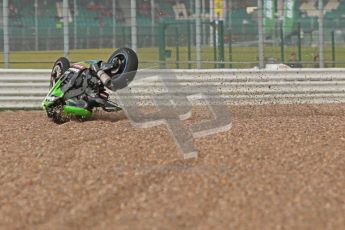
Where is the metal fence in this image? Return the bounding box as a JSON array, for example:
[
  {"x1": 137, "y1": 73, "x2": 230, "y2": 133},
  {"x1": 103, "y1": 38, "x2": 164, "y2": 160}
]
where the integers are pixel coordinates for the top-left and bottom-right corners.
[{"x1": 2, "y1": 0, "x2": 345, "y2": 69}]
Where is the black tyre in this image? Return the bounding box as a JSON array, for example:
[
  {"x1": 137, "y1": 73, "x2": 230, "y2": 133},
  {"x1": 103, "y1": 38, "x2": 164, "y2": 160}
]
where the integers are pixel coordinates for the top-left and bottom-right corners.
[
  {"x1": 50, "y1": 57, "x2": 70, "y2": 88},
  {"x1": 107, "y1": 47, "x2": 138, "y2": 91},
  {"x1": 46, "y1": 104, "x2": 68, "y2": 124}
]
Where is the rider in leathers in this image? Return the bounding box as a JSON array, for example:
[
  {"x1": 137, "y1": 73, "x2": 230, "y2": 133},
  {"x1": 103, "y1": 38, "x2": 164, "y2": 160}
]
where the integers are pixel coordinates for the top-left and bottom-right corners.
[{"x1": 56, "y1": 60, "x2": 120, "y2": 110}]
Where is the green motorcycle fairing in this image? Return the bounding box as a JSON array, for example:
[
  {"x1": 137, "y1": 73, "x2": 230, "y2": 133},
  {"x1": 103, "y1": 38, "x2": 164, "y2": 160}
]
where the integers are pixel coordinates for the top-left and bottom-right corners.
[
  {"x1": 42, "y1": 78, "x2": 92, "y2": 118},
  {"x1": 63, "y1": 105, "x2": 92, "y2": 118},
  {"x1": 42, "y1": 79, "x2": 64, "y2": 108}
]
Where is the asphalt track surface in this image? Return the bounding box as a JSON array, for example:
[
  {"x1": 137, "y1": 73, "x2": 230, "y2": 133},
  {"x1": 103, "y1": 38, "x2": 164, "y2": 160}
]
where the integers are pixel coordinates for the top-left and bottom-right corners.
[{"x1": 1, "y1": 104, "x2": 345, "y2": 229}]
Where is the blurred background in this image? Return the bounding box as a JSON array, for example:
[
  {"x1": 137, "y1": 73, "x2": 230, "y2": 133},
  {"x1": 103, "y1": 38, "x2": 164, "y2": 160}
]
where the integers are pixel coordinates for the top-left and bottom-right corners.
[{"x1": 1, "y1": 0, "x2": 345, "y2": 69}]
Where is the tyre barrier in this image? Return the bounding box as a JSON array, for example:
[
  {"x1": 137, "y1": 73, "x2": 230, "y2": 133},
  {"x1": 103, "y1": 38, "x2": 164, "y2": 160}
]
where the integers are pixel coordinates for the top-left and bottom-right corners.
[{"x1": 1, "y1": 68, "x2": 345, "y2": 109}]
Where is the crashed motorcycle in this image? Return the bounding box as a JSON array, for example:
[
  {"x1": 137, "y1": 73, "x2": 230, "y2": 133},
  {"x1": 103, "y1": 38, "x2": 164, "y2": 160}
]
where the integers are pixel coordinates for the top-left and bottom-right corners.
[{"x1": 42, "y1": 47, "x2": 138, "y2": 123}]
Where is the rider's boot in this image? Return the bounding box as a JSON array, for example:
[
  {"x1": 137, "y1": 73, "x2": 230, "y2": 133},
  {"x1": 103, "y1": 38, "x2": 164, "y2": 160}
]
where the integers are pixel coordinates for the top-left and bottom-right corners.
[{"x1": 66, "y1": 98, "x2": 89, "y2": 109}]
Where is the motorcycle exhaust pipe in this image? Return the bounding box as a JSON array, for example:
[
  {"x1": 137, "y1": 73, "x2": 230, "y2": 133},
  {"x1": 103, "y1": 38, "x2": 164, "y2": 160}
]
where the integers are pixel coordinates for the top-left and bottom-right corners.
[{"x1": 97, "y1": 70, "x2": 111, "y2": 87}]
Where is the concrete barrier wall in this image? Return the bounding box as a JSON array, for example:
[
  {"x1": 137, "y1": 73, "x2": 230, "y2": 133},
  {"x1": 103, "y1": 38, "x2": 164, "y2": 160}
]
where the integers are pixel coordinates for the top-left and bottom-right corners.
[{"x1": 1, "y1": 68, "x2": 345, "y2": 109}]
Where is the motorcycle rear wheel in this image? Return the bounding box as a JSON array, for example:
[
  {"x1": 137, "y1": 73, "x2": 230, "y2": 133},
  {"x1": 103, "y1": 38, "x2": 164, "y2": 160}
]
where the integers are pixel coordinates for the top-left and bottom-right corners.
[{"x1": 107, "y1": 47, "x2": 138, "y2": 91}]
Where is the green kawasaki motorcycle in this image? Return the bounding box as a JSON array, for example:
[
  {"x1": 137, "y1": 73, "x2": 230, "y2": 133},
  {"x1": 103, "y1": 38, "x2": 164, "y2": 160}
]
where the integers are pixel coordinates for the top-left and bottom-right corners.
[{"x1": 42, "y1": 47, "x2": 138, "y2": 123}]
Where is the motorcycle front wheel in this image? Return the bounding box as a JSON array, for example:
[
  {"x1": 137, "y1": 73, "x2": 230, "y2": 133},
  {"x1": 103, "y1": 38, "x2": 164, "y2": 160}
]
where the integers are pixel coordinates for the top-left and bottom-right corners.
[{"x1": 50, "y1": 57, "x2": 70, "y2": 89}]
